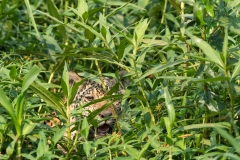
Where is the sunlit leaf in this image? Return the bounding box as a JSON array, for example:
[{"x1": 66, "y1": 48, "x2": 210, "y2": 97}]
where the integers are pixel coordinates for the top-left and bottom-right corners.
[
  {"x1": 52, "y1": 126, "x2": 68, "y2": 146},
  {"x1": 187, "y1": 33, "x2": 224, "y2": 68}
]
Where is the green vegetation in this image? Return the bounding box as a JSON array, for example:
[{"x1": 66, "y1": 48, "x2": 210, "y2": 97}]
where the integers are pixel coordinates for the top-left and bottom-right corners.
[{"x1": 0, "y1": 0, "x2": 240, "y2": 159}]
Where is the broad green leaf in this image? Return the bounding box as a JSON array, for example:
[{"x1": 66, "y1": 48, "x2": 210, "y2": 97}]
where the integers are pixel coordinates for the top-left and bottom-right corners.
[
  {"x1": 78, "y1": 0, "x2": 88, "y2": 19},
  {"x1": 193, "y1": 2, "x2": 206, "y2": 25},
  {"x1": 0, "y1": 115, "x2": 7, "y2": 131},
  {"x1": 21, "y1": 154, "x2": 35, "y2": 160},
  {"x1": 207, "y1": 99, "x2": 219, "y2": 112},
  {"x1": 228, "y1": 0, "x2": 240, "y2": 8},
  {"x1": 165, "y1": 13, "x2": 180, "y2": 28},
  {"x1": 30, "y1": 82, "x2": 66, "y2": 118},
  {"x1": 164, "y1": 87, "x2": 175, "y2": 126},
  {"x1": 15, "y1": 66, "x2": 40, "y2": 127},
  {"x1": 206, "y1": 5, "x2": 214, "y2": 17},
  {"x1": 117, "y1": 38, "x2": 127, "y2": 60},
  {"x1": 37, "y1": 130, "x2": 49, "y2": 158},
  {"x1": 69, "y1": 78, "x2": 88, "y2": 104},
  {"x1": 83, "y1": 141, "x2": 91, "y2": 157},
  {"x1": 138, "y1": 0, "x2": 149, "y2": 8},
  {"x1": 85, "y1": 29, "x2": 95, "y2": 44},
  {"x1": 133, "y1": 19, "x2": 150, "y2": 47},
  {"x1": 15, "y1": 92, "x2": 25, "y2": 128},
  {"x1": 47, "y1": 0, "x2": 61, "y2": 20},
  {"x1": 52, "y1": 126, "x2": 68, "y2": 146},
  {"x1": 81, "y1": 117, "x2": 89, "y2": 140},
  {"x1": 42, "y1": 35, "x2": 63, "y2": 55},
  {"x1": 0, "y1": 0, "x2": 7, "y2": 14},
  {"x1": 9, "y1": 67, "x2": 17, "y2": 80},
  {"x1": 22, "y1": 65, "x2": 41, "y2": 92},
  {"x1": 187, "y1": 33, "x2": 224, "y2": 68},
  {"x1": 231, "y1": 60, "x2": 240, "y2": 81},
  {"x1": 0, "y1": 88, "x2": 20, "y2": 134},
  {"x1": 195, "y1": 134, "x2": 202, "y2": 147},
  {"x1": 164, "y1": 117, "x2": 173, "y2": 140},
  {"x1": 22, "y1": 120, "x2": 36, "y2": 135},
  {"x1": 61, "y1": 63, "x2": 69, "y2": 97},
  {"x1": 124, "y1": 146, "x2": 139, "y2": 159},
  {"x1": 6, "y1": 138, "x2": 17, "y2": 156}
]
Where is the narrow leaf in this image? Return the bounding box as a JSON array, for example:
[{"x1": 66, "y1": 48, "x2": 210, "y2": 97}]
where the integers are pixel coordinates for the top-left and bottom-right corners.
[
  {"x1": 187, "y1": 33, "x2": 224, "y2": 68},
  {"x1": 52, "y1": 126, "x2": 68, "y2": 146},
  {"x1": 22, "y1": 120, "x2": 36, "y2": 135},
  {"x1": 136, "y1": 60, "x2": 188, "y2": 82},
  {"x1": 215, "y1": 127, "x2": 240, "y2": 154},
  {"x1": 22, "y1": 65, "x2": 41, "y2": 92},
  {"x1": 78, "y1": 0, "x2": 88, "y2": 17},
  {"x1": 223, "y1": 26, "x2": 228, "y2": 65},
  {"x1": 24, "y1": 0, "x2": 39, "y2": 37},
  {"x1": 231, "y1": 60, "x2": 240, "y2": 81},
  {"x1": 30, "y1": 82, "x2": 66, "y2": 118},
  {"x1": 61, "y1": 63, "x2": 69, "y2": 97},
  {"x1": 47, "y1": 0, "x2": 67, "y2": 41},
  {"x1": 0, "y1": 88, "x2": 20, "y2": 132},
  {"x1": 164, "y1": 87, "x2": 175, "y2": 128}
]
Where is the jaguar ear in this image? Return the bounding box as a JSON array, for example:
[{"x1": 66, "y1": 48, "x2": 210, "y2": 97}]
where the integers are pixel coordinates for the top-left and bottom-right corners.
[{"x1": 68, "y1": 71, "x2": 82, "y2": 85}]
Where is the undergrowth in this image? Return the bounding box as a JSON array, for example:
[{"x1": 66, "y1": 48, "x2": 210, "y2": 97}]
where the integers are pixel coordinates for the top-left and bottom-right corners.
[{"x1": 0, "y1": 0, "x2": 240, "y2": 159}]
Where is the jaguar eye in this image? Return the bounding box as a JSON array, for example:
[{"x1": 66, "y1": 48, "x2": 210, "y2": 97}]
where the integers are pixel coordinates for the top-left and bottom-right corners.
[{"x1": 86, "y1": 96, "x2": 94, "y2": 101}]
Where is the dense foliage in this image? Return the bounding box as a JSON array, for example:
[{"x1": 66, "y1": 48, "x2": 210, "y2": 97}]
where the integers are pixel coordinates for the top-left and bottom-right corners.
[{"x1": 0, "y1": 0, "x2": 240, "y2": 159}]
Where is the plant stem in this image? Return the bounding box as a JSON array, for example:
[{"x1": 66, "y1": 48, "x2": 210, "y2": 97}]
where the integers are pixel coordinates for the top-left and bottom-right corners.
[
  {"x1": 66, "y1": 95, "x2": 71, "y2": 149},
  {"x1": 16, "y1": 138, "x2": 21, "y2": 160},
  {"x1": 226, "y1": 76, "x2": 234, "y2": 135},
  {"x1": 132, "y1": 47, "x2": 155, "y2": 124}
]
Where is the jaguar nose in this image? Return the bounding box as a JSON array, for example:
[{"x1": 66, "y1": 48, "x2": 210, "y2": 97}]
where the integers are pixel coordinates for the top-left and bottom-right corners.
[{"x1": 99, "y1": 109, "x2": 112, "y2": 118}]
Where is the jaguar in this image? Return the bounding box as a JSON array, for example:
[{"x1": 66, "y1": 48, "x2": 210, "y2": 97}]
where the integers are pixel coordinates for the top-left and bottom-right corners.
[{"x1": 46, "y1": 70, "x2": 128, "y2": 139}]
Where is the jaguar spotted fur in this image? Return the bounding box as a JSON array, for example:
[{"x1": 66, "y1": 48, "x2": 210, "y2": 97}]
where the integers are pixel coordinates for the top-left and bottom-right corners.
[{"x1": 46, "y1": 70, "x2": 128, "y2": 139}]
